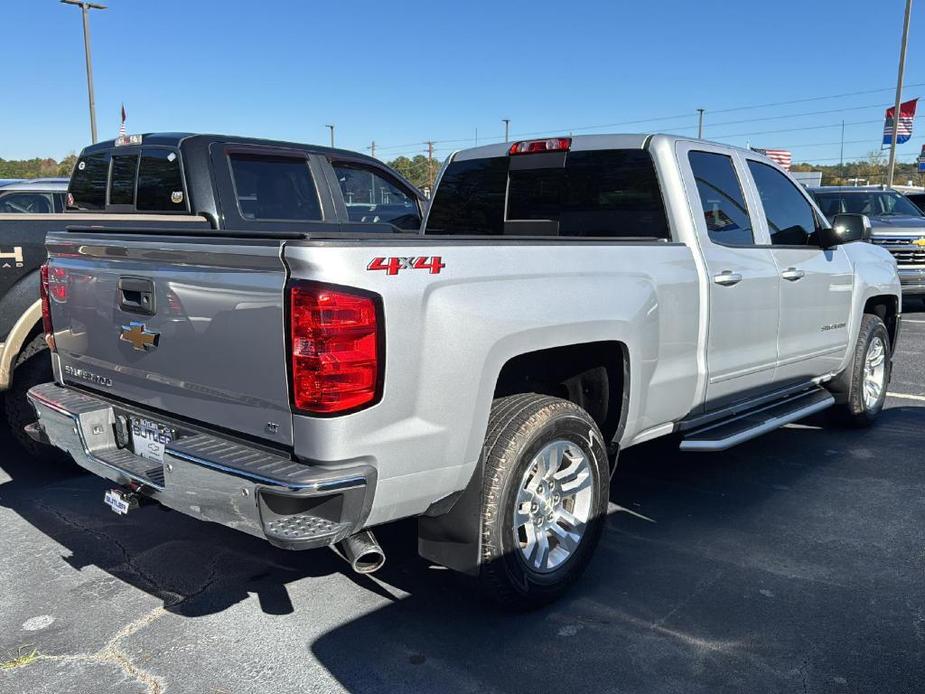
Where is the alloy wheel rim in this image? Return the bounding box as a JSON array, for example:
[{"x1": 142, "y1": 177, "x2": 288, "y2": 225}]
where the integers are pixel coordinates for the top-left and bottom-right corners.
[
  {"x1": 512, "y1": 439, "x2": 594, "y2": 574},
  {"x1": 862, "y1": 335, "x2": 886, "y2": 410}
]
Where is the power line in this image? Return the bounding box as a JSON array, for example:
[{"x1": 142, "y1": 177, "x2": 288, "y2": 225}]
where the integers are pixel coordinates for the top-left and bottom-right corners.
[{"x1": 371, "y1": 80, "x2": 925, "y2": 156}]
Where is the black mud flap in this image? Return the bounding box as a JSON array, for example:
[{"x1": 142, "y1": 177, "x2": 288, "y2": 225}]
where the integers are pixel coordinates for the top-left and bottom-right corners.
[{"x1": 417, "y1": 464, "x2": 484, "y2": 576}]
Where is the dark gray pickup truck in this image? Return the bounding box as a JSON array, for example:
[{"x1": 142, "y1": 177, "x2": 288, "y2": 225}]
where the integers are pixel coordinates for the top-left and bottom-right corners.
[{"x1": 0, "y1": 133, "x2": 424, "y2": 458}]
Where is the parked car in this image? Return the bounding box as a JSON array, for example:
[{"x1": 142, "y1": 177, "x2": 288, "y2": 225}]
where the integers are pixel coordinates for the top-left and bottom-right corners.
[
  {"x1": 0, "y1": 134, "x2": 423, "y2": 461},
  {"x1": 28, "y1": 133, "x2": 899, "y2": 608},
  {"x1": 0, "y1": 178, "x2": 68, "y2": 214},
  {"x1": 809, "y1": 186, "x2": 925, "y2": 299}
]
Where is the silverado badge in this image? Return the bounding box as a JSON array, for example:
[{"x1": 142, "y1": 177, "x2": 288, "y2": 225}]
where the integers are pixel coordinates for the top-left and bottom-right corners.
[{"x1": 120, "y1": 322, "x2": 159, "y2": 351}]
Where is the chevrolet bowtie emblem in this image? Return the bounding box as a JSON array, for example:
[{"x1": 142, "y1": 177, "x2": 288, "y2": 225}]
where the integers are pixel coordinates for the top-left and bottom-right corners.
[
  {"x1": 913, "y1": 238, "x2": 925, "y2": 247},
  {"x1": 120, "y1": 322, "x2": 159, "y2": 351}
]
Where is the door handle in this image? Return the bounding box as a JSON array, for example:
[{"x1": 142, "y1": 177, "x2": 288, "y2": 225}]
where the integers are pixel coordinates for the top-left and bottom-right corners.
[
  {"x1": 781, "y1": 267, "x2": 805, "y2": 282},
  {"x1": 713, "y1": 270, "x2": 743, "y2": 286}
]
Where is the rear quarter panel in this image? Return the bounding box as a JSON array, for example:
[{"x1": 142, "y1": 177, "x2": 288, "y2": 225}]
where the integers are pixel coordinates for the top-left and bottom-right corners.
[{"x1": 284, "y1": 240, "x2": 700, "y2": 525}]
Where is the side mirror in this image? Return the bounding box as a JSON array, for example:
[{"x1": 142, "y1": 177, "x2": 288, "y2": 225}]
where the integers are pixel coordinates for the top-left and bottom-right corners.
[{"x1": 819, "y1": 213, "x2": 872, "y2": 248}]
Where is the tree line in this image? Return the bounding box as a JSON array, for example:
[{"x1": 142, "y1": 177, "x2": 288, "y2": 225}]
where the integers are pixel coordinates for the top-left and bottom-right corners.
[{"x1": 0, "y1": 154, "x2": 77, "y2": 179}]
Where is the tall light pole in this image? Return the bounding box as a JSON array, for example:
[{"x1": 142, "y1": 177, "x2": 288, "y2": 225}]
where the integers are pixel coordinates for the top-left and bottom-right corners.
[
  {"x1": 325, "y1": 124, "x2": 335, "y2": 147},
  {"x1": 887, "y1": 0, "x2": 913, "y2": 187},
  {"x1": 502, "y1": 118, "x2": 510, "y2": 142},
  {"x1": 61, "y1": 1, "x2": 106, "y2": 144},
  {"x1": 697, "y1": 108, "x2": 705, "y2": 138}
]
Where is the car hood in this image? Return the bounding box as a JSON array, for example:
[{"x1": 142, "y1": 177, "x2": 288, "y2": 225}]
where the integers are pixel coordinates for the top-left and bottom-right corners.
[{"x1": 868, "y1": 215, "x2": 925, "y2": 233}]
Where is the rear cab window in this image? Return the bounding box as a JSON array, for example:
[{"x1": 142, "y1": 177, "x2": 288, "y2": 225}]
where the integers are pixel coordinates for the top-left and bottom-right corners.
[
  {"x1": 68, "y1": 144, "x2": 188, "y2": 213},
  {"x1": 425, "y1": 147, "x2": 670, "y2": 239}
]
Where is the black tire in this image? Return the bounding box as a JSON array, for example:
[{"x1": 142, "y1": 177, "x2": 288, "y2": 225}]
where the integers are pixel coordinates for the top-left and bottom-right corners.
[
  {"x1": 841, "y1": 314, "x2": 891, "y2": 427},
  {"x1": 3, "y1": 335, "x2": 67, "y2": 463},
  {"x1": 478, "y1": 394, "x2": 609, "y2": 610}
]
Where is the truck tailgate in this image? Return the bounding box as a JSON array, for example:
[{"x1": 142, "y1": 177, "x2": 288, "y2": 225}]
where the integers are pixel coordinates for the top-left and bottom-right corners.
[{"x1": 45, "y1": 232, "x2": 293, "y2": 446}]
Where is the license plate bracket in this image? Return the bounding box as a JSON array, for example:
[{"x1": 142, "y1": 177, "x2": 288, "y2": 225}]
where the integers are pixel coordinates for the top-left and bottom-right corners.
[{"x1": 129, "y1": 417, "x2": 175, "y2": 464}]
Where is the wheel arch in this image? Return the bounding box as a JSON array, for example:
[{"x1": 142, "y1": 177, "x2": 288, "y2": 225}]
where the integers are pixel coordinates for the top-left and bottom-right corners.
[{"x1": 0, "y1": 299, "x2": 43, "y2": 391}]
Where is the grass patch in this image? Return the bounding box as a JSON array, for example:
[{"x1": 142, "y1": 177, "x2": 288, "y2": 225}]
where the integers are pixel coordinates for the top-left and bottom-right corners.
[{"x1": 0, "y1": 647, "x2": 39, "y2": 671}]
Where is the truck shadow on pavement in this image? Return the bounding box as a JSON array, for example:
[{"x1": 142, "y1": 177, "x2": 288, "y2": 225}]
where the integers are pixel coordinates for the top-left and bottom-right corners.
[{"x1": 1, "y1": 406, "x2": 924, "y2": 691}]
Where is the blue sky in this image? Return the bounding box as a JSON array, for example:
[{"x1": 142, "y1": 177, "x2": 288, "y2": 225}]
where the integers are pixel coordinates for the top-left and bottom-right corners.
[{"x1": 4, "y1": 0, "x2": 925, "y2": 168}]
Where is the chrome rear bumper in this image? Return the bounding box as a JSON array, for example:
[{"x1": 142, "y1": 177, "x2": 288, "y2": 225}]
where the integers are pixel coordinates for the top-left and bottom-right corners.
[{"x1": 27, "y1": 382, "x2": 375, "y2": 550}]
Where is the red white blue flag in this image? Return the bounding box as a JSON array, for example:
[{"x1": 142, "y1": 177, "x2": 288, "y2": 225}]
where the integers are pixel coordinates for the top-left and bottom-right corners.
[
  {"x1": 751, "y1": 147, "x2": 792, "y2": 171},
  {"x1": 883, "y1": 98, "x2": 917, "y2": 145}
]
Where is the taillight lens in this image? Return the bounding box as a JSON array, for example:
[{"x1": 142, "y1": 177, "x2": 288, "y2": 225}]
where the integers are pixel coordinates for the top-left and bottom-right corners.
[
  {"x1": 289, "y1": 282, "x2": 381, "y2": 415},
  {"x1": 40, "y1": 263, "x2": 52, "y2": 337},
  {"x1": 509, "y1": 137, "x2": 572, "y2": 155}
]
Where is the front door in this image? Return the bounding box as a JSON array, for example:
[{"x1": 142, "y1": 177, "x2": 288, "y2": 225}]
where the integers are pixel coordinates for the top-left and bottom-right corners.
[
  {"x1": 679, "y1": 143, "x2": 781, "y2": 407},
  {"x1": 743, "y1": 157, "x2": 853, "y2": 381}
]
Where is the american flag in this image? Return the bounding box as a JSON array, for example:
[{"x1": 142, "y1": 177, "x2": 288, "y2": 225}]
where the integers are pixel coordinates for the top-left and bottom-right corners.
[
  {"x1": 883, "y1": 98, "x2": 917, "y2": 145},
  {"x1": 119, "y1": 103, "x2": 126, "y2": 137},
  {"x1": 751, "y1": 147, "x2": 792, "y2": 171}
]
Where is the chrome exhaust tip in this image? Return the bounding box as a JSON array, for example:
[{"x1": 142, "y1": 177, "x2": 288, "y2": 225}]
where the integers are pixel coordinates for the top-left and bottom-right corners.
[{"x1": 334, "y1": 530, "x2": 385, "y2": 574}]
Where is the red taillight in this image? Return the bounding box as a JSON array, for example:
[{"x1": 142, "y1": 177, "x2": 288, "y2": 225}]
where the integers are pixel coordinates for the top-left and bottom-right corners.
[
  {"x1": 40, "y1": 264, "x2": 52, "y2": 337},
  {"x1": 289, "y1": 282, "x2": 381, "y2": 415},
  {"x1": 508, "y1": 137, "x2": 572, "y2": 155}
]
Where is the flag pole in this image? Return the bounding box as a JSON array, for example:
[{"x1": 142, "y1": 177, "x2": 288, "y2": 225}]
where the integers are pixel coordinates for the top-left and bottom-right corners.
[{"x1": 887, "y1": 0, "x2": 913, "y2": 188}]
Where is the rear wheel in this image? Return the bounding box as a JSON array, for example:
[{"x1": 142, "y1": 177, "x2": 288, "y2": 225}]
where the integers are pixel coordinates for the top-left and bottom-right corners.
[
  {"x1": 477, "y1": 394, "x2": 609, "y2": 609},
  {"x1": 841, "y1": 314, "x2": 891, "y2": 427},
  {"x1": 3, "y1": 335, "x2": 67, "y2": 463}
]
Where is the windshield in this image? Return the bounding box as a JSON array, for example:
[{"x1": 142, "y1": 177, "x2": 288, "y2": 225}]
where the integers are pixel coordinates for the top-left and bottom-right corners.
[{"x1": 811, "y1": 190, "x2": 924, "y2": 218}]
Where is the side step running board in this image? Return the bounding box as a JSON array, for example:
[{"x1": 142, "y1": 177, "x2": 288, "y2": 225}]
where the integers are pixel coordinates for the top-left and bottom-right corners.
[{"x1": 680, "y1": 387, "x2": 834, "y2": 452}]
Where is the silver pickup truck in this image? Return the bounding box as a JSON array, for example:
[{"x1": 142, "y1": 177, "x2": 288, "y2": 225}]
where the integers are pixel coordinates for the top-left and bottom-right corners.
[{"x1": 29, "y1": 133, "x2": 900, "y2": 608}]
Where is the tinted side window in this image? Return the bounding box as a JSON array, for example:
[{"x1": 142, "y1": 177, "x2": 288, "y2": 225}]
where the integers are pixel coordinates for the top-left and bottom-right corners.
[
  {"x1": 229, "y1": 154, "x2": 321, "y2": 221},
  {"x1": 137, "y1": 149, "x2": 186, "y2": 211},
  {"x1": 109, "y1": 153, "x2": 139, "y2": 205},
  {"x1": 333, "y1": 163, "x2": 420, "y2": 230},
  {"x1": 507, "y1": 150, "x2": 670, "y2": 238},
  {"x1": 68, "y1": 152, "x2": 110, "y2": 210},
  {"x1": 688, "y1": 151, "x2": 754, "y2": 246},
  {"x1": 426, "y1": 157, "x2": 507, "y2": 235},
  {"x1": 747, "y1": 161, "x2": 820, "y2": 245}
]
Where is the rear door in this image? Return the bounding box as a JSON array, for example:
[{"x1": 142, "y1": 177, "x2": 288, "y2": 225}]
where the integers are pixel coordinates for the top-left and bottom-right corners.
[
  {"x1": 744, "y1": 158, "x2": 853, "y2": 381},
  {"x1": 677, "y1": 141, "x2": 781, "y2": 406}
]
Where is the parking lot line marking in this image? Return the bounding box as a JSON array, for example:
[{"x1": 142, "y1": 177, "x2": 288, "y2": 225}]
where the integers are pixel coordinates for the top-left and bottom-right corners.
[{"x1": 887, "y1": 392, "x2": 925, "y2": 401}]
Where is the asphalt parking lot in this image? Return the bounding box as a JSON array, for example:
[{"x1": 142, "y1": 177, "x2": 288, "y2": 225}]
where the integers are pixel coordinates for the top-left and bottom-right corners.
[{"x1": 1, "y1": 308, "x2": 924, "y2": 694}]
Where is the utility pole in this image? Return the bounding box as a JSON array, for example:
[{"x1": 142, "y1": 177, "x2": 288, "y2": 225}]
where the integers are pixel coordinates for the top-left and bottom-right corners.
[
  {"x1": 502, "y1": 119, "x2": 510, "y2": 142},
  {"x1": 369, "y1": 140, "x2": 376, "y2": 159},
  {"x1": 887, "y1": 0, "x2": 913, "y2": 187},
  {"x1": 840, "y1": 120, "x2": 845, "y2": 169},
  {"x1": 475, "y1": 127, "x2": 478, "y2": 146},
  {"x1": 325, "y1": 124, "x2": 335, "y2": 148},
  {"x1": 697, "y1": 108, "x2": 705, "y2": 139},
  {"x1": 425, "y1": 141, "x2": 435, "y2": 187},
  {"x1": 61, "y1": 1, "x2": 106, "y2": 144}
]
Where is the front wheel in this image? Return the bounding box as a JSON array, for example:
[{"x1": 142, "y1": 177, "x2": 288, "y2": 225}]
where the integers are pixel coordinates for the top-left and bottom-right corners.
[
  {"x1": 841, "y1": 314, "x2": 891, "y2": 427},
  {"x1": 477, "y1": 394, "x2": 610, "y2": 610}
]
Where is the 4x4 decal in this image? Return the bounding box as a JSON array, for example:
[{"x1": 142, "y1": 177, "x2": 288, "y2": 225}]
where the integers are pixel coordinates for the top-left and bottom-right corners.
[{"x1": 367, "y1": 256, "x2": 445, "y2": 276}]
